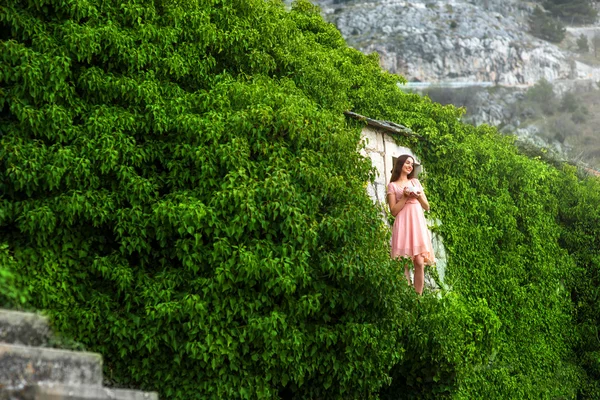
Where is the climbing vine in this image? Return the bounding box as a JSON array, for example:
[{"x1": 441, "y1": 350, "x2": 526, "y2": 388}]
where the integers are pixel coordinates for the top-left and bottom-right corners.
[{"x1": 2, "y1": 0, "x2": 600, "y2": 398}]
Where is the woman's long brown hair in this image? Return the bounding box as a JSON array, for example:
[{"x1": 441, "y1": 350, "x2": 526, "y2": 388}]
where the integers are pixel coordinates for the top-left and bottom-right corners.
[{"x1": 390, "y1": 154, "x2": 416, "y2": 182}]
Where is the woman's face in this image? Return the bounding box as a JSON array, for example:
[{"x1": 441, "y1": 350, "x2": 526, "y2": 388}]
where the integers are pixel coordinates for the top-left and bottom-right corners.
[{"x1": 402, "y1": 157, "x2": 414, "y2": 175}]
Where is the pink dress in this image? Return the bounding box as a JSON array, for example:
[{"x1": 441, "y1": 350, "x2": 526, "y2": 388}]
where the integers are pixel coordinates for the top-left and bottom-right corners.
[{"x1": 387, "y1": 179, "x2": 435, "y2": 265}]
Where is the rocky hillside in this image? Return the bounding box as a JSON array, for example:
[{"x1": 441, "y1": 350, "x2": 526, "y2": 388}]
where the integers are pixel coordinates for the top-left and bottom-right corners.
[
  {"x1": 317, "y1": 0, "x2": 600, "y2": 85},
  {"x1": 303, "y1": 0, "x2": 600, "y2": 168}
]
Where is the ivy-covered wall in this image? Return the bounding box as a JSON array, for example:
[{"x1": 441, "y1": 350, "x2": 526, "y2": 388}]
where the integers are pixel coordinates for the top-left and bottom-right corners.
[
  {"x1": 2, "y1": 0, "x2": 600, "y2": 398},
  {"x1": 359, "y1": 124, "x2": 416, "y2": 205}
]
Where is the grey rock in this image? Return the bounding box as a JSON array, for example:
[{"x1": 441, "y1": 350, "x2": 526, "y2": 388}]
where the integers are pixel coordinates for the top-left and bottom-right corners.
[
  {"x1": 0, "y1": 383, "x2": 158, "y2": 400},
  {"x1": 0, "y1": 344, "x2": 103, "y2": 389},
  {"x1": 331, "y1": 0, "x2": 559, "y2": 85},
  {"x1": 0, "y1": 310, "x2": 50, "y2": 347},
  {"x1": 304, "y1": 0, "x2": 600, "y2": 86}
]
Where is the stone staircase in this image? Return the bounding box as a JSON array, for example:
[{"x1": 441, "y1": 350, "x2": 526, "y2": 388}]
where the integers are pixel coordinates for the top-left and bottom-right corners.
[{"x1": 0, "y1": 309, "x2": 158, "y2": 400}]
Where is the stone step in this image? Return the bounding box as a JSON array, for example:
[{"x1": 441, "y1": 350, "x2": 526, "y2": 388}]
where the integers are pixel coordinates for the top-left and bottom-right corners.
[
  {"x1": 0, "y1": 343, "x2": 103, "y2": 389},
  {"x1": 1, "y1": 382, "x2": 158, "y2": 400},
  {"x1": 0, "y1": 310, "x2": 51, "y2": 347}
]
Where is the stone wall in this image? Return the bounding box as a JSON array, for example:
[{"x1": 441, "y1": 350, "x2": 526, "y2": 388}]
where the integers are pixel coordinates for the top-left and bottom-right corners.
[
  {"x1": 359, "y1": 126, "x2": 448, "y2": 290},
  {"x1": 359, "y1": 125, "x2": 421, "y2": 204}
]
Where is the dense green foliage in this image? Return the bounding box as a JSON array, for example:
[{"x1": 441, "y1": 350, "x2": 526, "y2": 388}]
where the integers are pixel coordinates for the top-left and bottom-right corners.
[
  {"x1": 0, "y1": 244, "x2": 29, "y2": 307},
  {"x1": 380, "y1": 294, "x2": 499, "y2": 399},
  {"x1": 2, "y1": 0, "x2": 600, "y2": 398},
  {"x1": 528, "y1": 6, "x2": 566, "y2": 43},
  {"x1": 420, "y1": 127, "x2": 580, "y2": 398},
  {"x1": 558, "y1": 169, "x2": 600, "y2": 398},
  {"x1": 0, "y1": 0, "x2": 413, "y2": 397}
]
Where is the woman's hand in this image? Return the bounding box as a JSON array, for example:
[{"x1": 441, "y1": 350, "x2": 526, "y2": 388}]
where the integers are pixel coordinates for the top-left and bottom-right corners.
[{"x1": 405, "y1": 187, "x2": 421, "y2": 198}]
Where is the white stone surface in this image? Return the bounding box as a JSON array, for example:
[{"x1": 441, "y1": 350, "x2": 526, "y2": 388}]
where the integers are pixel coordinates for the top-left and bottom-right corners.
[
  {"x1": 360, "y1": 126, "x2": 421, "y2": 201},
  {"x1": 369, "y1": 151, "x2": 386, "y2": 181},
  {"x1": 375, "y1": 182, "x2": 387, "y2": 204}
]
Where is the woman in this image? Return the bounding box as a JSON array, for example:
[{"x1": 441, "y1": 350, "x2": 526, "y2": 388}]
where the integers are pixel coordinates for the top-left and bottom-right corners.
[{"x1": 387, "y1": 155, "x2": 435, "y2": 295}]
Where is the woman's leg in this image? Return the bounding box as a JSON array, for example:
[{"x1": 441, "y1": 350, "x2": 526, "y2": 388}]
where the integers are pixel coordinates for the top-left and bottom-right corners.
[
  {"x1": 413, "y1": 255, "x2": 425, "y2": 295},
  {"x1": 404, "y1": 263, "x2": 412, "y2": 286}
]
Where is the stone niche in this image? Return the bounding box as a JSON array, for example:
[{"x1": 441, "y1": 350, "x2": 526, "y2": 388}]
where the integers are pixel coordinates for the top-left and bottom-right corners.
[
  {"x1": 354, "y1": 115, "x2": 448, "y2": 290},
  {"x1": 358, "y1": 124, "x2": 422, "y2": 204}
]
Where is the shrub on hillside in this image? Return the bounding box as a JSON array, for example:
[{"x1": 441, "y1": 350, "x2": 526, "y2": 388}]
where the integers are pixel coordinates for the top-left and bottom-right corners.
[
  {"x1": 560, "y1": 92, "x2": 581, "y2": 113},
  {"x1": 572, "y1": 108, "x2": 588, "y2": 124},
  {"x1": 419, "y1": 123, "x2": 580, "y2": 398},
  {"x1": 577, "y1": 34, "x2": 590, "y2": 53},
  {"x1": 548, "y1": 118, "x2": 578, "y2": 143},
  {"x1": 526, "y1": 78, "x2": 558, "y2": 115},
  {"x1": 527, "y1": 78, "x2": 556, "y2": 103},
  {"x1": 529, "y1": 6, "x2": 566, "y2": 43}
]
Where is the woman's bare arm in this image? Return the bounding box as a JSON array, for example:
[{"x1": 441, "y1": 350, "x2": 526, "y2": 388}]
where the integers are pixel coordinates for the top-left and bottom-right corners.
[{"x1": 388, "y1": 189, "x2": 409, "y2": 216}]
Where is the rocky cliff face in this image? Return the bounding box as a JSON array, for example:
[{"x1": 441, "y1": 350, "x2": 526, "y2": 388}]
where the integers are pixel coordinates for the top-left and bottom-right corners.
[
  {"x1": 318, "y1": 0, "x2": 600, "y2": 85},
  {"x1": 299, "y1": 0, "x2": 600, "y2": 167}
]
